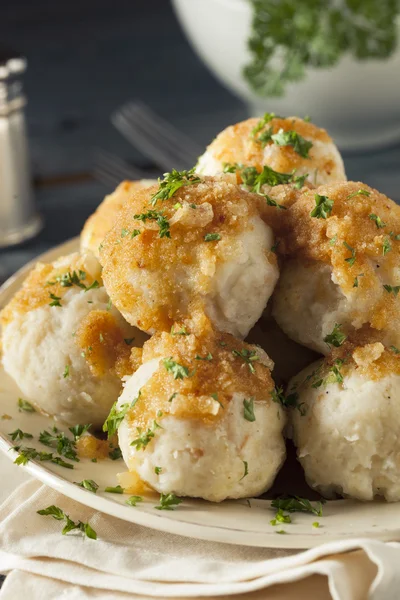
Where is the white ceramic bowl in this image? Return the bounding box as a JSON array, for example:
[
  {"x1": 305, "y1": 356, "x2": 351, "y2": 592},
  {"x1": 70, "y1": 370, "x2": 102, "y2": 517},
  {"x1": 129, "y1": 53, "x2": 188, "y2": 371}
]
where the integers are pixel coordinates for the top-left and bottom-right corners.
[{"x1": 172, "y1": 0, "x2": 400, "y2": 150}]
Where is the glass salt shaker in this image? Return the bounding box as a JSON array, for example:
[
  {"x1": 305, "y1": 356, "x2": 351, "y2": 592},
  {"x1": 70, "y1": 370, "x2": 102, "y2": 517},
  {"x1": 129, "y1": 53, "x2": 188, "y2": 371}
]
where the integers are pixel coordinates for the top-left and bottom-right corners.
[{"x1": 0, "y1": 45, "x2": 42, "y2": 248}]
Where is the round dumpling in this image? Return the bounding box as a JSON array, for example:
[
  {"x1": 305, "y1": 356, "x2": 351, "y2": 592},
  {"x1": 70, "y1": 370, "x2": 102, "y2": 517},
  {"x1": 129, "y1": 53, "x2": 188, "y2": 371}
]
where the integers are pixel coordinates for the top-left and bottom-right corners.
[
  {"x1": 0, "y1": 252, "x2": 147, "y2": 427},
  {"x1": 99, "y1": 175, "x2": 279, "y2": 338},
  {"x1": 196, "y1": 115, "x2": 346, "y2": 186},
  {"x1": 290, "y1": 341, "x2": 400, "y2": 502},
  {"x1": 273, "y1": 181, "x2": 400, "y2": 354},
  {"x1": 81, "y1": 179, "x2": 155, "y2": 258},
  {"x1": 111, "y1": 318, "x2": 286, "y2": 502}
]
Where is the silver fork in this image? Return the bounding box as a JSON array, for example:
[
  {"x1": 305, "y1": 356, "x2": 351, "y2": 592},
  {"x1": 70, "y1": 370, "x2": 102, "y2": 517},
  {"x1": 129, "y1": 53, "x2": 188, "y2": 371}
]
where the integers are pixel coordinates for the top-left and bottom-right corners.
[
  {"x1": 112, "y1": 101, "x2": 203, "y2": 172},
  {"x1": 93, "y1": 149, "x2": 146, "y2": 189}
]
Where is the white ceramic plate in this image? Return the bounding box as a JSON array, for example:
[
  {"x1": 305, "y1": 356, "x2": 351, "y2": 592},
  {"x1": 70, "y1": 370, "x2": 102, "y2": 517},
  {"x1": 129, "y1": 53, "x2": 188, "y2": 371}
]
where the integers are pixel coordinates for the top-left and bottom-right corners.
[{"x1": 1, "y1": 238, "x2": 399, "y2": 549}]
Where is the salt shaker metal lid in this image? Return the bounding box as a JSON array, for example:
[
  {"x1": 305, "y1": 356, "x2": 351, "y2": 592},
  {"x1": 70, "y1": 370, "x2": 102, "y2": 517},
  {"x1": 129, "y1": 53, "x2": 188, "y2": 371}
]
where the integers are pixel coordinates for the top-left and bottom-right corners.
[{"x1": 0, "y1": 44, "x2": 42, "y2": 249}]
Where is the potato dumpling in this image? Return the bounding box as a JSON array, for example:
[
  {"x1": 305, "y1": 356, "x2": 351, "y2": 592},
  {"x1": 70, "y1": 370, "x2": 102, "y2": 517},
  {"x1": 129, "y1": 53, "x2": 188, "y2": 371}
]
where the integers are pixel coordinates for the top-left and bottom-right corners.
[
  {"x1": 81, "y1": 179, "x2": 155, "y2": 258},
  {"x1": 290, "y1": 341, "x2": 400, "y2": 502},
  {"x1": 99, "y1": 175, "x2": 279, "y2": 338},
  {"x1": 1, "y1": 252, "x2": 147, "y2": 427},
  {"x1": 273, "y1": 181, "x2": 400, "y2": 353},
  {"x1": 113, "y1": 318, "x2": 286, "y2": 501},
  {"x1": 196, "y1": 115, "x2": 346, "y2": 186}
]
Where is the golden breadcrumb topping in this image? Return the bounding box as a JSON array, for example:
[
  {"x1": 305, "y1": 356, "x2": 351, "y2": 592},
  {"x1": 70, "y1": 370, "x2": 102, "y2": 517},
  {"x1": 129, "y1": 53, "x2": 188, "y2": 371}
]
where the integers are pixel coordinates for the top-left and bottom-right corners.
[
  {"x1": 0, "y1": 254, "x2": 101, "y2": 326},
  {"x1": 124, "y1": 322, "x2": 275, "y2": 431},
  {"x1": 76, "y1": 309, "x2": 134, "y2": 378},
  {"x1": 99, "y1": 177, "x2": 274, "y2": 332},
  {"x1": 202, "y1": 116, "x2": 334, "y2": 176},
  {"x1": 81, "y1": 180, "x2": 155, "y2": 258}
]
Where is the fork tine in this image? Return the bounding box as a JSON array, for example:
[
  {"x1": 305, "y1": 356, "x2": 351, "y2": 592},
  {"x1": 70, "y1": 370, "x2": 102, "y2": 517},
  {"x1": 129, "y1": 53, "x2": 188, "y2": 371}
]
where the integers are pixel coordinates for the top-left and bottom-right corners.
[
  {"x1": 125, "y1": 101, "x2": 202, "y2": 159},
  {"x1": 93, "y1": 150, "x2": 145, "y2": 190},
  {"x1": 112, "y1": 102, "x2": 202, "y2": 172},
  {"x1": 118, "y1": 103, "x2": 201, "y2": 167}
]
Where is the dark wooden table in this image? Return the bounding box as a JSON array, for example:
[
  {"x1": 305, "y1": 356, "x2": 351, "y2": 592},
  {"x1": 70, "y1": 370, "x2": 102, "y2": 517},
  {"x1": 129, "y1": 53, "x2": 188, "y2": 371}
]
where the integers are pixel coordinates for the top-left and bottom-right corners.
[{"x1": 1, "y1": 0, "x2": 400, "y2": 281}]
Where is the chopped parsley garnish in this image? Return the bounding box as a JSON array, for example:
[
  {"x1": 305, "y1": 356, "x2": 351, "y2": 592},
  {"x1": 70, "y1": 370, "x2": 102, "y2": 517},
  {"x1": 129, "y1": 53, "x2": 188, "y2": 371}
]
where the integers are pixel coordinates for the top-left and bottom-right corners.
[
  {"x1": 265, "y1": 195, "x2": 286, "y2": 210},
  {"x1": 323, "y1": 323, "x2": 347, "y2": 348},
  {"x1": 13, "y1": 446, "x2": 73, "y2": 469},
  {"x1": 76, "y1": 479, "x2": 99, "y2": 493},
  {"x1": 369, "y1": 213, "x2": 386, "y2": 229},
  {"x1": 126, "y1": 496, "x2": 143, "y2": 507},
  {"x1": 270, "y1": 508, "x2": 292, "y2": 526},
  {"x1": 223, "y1": 162, "x2": 242, "y2": 173},
  {"x1": 39, "y1": 429, "x2": 78, "y2": 461},
  {"x1": 170, "y1": 325, "x2": 189, "y2": 336},
  {"x1": 8, "y1": 429, "x2": 33, "y2": 441},
  {"x1": 68, "y1": 423, "x2": 91, "y2": 440},
  {"x1": 17, "y1": 398, "x2": 35, "y2": 413},
  {"x1": 329, "y1": 235, "x2": 337, "y2": 246},
  {"x1": 270, "y1": 128, "x2": 313, "y2": 157},
  {"x1": 310, "y1": 194, "x2": 333, "y2": 219},
  {"x1": 271, "y1": 496, "x2": 324, "y2": 517},
  {"x1": 49, "y1": 293, "x2": 62, "y2": 307},
  {"x1": 109, "y1": 447, "x2": 123, "y2": 460},
  {"x1": 241, "y1": 164, "x2": 306, "y2": 191},
  {"x1": 204, "y1": 233, "x2": 221, "y2": 242},
  {"x1": 124, "y1": 337, "x2": 135, "y2": 345},
  {"x1": 390, "y1": 231, "x2": 400, "y2": 240},
  {"x1": 150, "y1": 168, "x2": 201, "y2": 206},
  {"x1": 383, "y1": 284, "x2": 400, "y2": 296},
  {"x1": 195, "y1": 352, "x2": 213, "y2": 361},
  {"x1": 47, "y1": 270, "x2": 87, "y2": 289},
  {"x1": 232, "y1": 348, "x2": 260, "y2": 374},
  {"x1": 121, "y1": 228, "x2": 129, "y2": 237},
  {"x1": 353, "y1": 273, "x2": 364, "y2": 288},
  {"x1": 155, "y1": 493, "x2": 182, "y2": 511},
  {"x1": 243, "y1": 397, "x2": 256, "y2": 422},
  {"x1": 63, "y1": 365, "x2": 70, "y2": 379},
  {"x1": 271, "y1": 387, "x2": 306, "y2": 415},
  {"x1": 37, "y1": 505, "x2": 97, "y2": 539},
  {"x1": 155, "y1": 466, "x2": 162, "y2": 475},
  {"x1": 168, "y1": 392, "x2": 178, "y2": 402},
  {"x1": 163, "y1": 358, "x2": 190, "y2": 379},
  {"x1": 134, "y1": 210, "x2": 170, "y2": 238},
  {"x1": 106, "y1": 299, "x2": 112, "y2": 311},
  {"x1": 390, "y1": 345, "x2": 400, "y2": 354},
  {"x1": 251, "y1": 112, "x2": 279, "y2": 141},
  {"x1": 325, "y1": 359, "x2": 345, "y2": 385},
  {"x1": 105, "y1": 485, "x2": 124, "y2": 494},
  {"x1": 271, "y1": 240, "x2": 280, "y2": 254},
  {"x1": 313, "y1": 521, "x2": 320, "y2": 528},
  {"x1": 347, "y1": 189, "x2": 371, "y2": 199},
  {"x1": 130, "y1": 420, "x2": 161, "y2": 451},
  {"x1": 103, "y1": 393, "x2": 141, "y2": 439},
  {"x1": 383, "y1": 238, "x2": 392, "y2": 255},
  {"x1": 85, "y1": 280, "x2": 100, "y2": 292},
  {"x1": 343, "y1": 241, "x2": 356, "y2": 266},
  {"x1": 241, "y1": 460, "x2": 249, "y2": 480}
]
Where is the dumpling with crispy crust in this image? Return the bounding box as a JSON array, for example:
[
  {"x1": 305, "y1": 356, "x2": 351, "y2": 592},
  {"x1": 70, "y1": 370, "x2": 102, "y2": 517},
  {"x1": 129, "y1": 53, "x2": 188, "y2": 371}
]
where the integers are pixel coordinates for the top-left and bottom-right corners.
[
  {"x1": 81, "y1": 180, "x2": 155, "y2": 259},
  {"x1": 0, "y1": 252, "x2": 148, "y2": 426},
  {"x1": 112, "y1": 318, "x2": 286, "y2": 502},
  {"x1": 272, "y1": 181, "x2": 400, "y2": 354},
  {"x1": 99, "y1": 175, "x2": 279, "y2": 338},
  {"x1": 196, "y1": 115, "x2": 346, "y2": 186}
]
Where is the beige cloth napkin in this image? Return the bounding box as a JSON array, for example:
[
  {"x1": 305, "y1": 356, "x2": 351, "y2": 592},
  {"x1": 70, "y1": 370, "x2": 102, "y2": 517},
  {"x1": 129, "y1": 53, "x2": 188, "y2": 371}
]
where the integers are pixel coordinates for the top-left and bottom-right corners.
[{"x1": 0, "y1": 478, "x2": 399, "y2": 600}]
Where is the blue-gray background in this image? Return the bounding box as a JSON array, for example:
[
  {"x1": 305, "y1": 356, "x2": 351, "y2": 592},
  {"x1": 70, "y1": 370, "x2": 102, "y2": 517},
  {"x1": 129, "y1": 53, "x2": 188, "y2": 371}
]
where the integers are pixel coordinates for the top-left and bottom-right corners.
[{"x1": 1, "y1": 0, "x2": 399, "y2": 280}]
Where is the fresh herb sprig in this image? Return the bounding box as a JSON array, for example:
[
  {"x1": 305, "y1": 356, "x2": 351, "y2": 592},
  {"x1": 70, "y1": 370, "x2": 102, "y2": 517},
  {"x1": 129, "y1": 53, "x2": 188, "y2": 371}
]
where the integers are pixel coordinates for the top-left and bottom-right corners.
[{"x1": 37, "y1": 505, "x2": 97, "y2": 539}]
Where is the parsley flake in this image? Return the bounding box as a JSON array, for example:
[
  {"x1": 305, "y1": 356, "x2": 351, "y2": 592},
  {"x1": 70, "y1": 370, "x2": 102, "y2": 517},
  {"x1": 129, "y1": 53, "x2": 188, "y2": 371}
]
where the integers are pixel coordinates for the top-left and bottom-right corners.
[
  {"x1": 76, "y1": 479, "x2": 99, "y2": 493},
  {"x1": 105, "y1": 485, "x2": 124, "y2": 494},
  {"x1": 195, "y1": 352, "x2": 213, "y2": 361},
  {"x1": 369, "y1": 213, "x2": 386, "y2": 229},
  {"x1": 323, "y1": 323, "x2": 347, "y2": 348},
  {"x1": 37, "y1": 505, "x2": 97, "y2": 539},
  {"x1": 343, "y1": 241, "x2": 356, "y2": 266},
  {"x1": 347, "y1": 189, "x2": 371, "y2": 199},
  {"x1": 271, "y1": 128, "x2": 313, "y2": 157},
  {"x1": 383, "y1": 238, "x2": 392, "y2": 255},
  {"x1": 353, "y1": 273, "x2": 364, "y2": 288},
  {"x1": 204, "y1": 233, "x2": 221, "y2": 242},
  {"x1": 155, "y1": 493, "x2": 182, "y2": 510},
  {"x1": 126, "y1": 496, "x2": 143, "y2": 507},
  {"x1": 310, "y1": 194, "x2": 333, "y2": 219},
  {"x1": 383, "y1": 284, "x2": 400, "y2": 296},
  {"x1": 163, "y1": 358, "x2": 190, "y2": 379},
  {"x1": 49, "y1": 293, "x2": 62, "y2": 307},
  {"x1": 8, "y1": 429, "x2": 33, "y2": 441},
  {"x1": 103, "y1": 393, "x2": 141, "y2": 439},
  {"x1": 155, "y1": 466, "x2": 162, "y2": 475},
  {"x1": 150, "y1": 168, "x2": 201, "y2": 206},
  {"x1": 134, "y1": 210, "x2": 171, "y2": 238},
  {"x1": 232, "y1": 348, "x2": 260, "y2": 374},
  {"x1": 63, "y1": 365, "x2": 70, "y2": 379},
  {"x1": 17, "y1": 398, "x2": 35, "y2": 413},
  {"x1": 243, "y1": 397, "x2": 256, "y2": 422},
  {"x1": 241, "y1": 460, "x2": 249, "y2": 480},
  {"x1": 130, "y1": 420, "x2": 161, "y2": 451}
]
